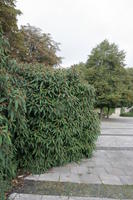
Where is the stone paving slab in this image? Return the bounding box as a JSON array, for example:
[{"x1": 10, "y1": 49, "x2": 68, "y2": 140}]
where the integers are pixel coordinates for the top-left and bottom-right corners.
[
  {"x1": 101, "y1": 129, "x2": 133, "y2": 135},
  {"x1": 97, "y1": 136, "x2": 133, "y2": 148},
  {"x1": 25, "y1": 150, "x2": 133, "y2": 185},
  {"x1": 9, "y1": 193, "x2": 132, "y2": 200},
  {"x1": 102, "y1": 125, "x2": 133, "y2": 129},
  {"x1": 101, "y1": 117, "x2": 133, "y2": 129}
]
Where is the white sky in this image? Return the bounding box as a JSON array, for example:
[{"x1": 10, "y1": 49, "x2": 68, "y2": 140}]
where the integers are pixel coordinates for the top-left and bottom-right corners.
[{"x1": 16, "y1": 0, "x2": 133, "y2": 67}]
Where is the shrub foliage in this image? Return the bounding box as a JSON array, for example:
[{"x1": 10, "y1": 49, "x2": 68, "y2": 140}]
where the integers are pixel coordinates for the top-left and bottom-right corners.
[
  {"x1": 120, "y1": 108, "x2": 133, "y2": 117},
  {"x1": 1, "y1": 64, "x2": 100, "y2": 172},
  {"x1": 3, "y1": 63, "x2": 100, "y2": 172},
  {"x1": 21, "y1": 68, "x2": 99, "y2": 172}
]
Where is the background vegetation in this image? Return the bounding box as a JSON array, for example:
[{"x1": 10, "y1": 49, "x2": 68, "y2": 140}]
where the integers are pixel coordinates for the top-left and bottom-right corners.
[
  {"x1": 0, "y1": 0, "x2": 61, "y2": 66},
  {"x1": 73, "y1": 40, "x2": 133, "y2": 118},
  {"x1": 120, "y1": 108, "x2": 133, "y2": 117}
]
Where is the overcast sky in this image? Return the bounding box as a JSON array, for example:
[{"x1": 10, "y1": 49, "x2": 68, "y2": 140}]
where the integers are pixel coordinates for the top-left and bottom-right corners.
[{"x1": 16, "y1": 0, "x2": 133, "y2": 67}]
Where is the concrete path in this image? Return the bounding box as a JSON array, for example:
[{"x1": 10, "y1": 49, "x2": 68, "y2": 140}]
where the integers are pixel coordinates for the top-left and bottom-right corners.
[{"x1": 9, "y1": 117, "x2": 133, "y2": 200}]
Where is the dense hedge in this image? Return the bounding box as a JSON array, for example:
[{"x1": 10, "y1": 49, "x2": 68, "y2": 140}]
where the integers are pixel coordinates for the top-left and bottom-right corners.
[
  {"x1": 0, "y1": 32, "x2": 28, "y2": 199},
  {"x1": 23, "y1": 68, "x2": 100, "y2": 172},
  {"x1": 0, "y1": 32, "x2": 100, "y2": 198},
  {"x1": 4, "y1": 63, "x2": 99, "y2": 172},
  {"x1": 1, "y1": 62, "x2": 100, "y2": 172},
  {"x1": 0, "y1": 33, "x2": 16, "y2": 199}
]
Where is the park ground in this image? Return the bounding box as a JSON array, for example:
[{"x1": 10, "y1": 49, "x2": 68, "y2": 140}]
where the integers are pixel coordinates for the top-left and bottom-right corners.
[{"x1": 9, "y1": 117, "x2": 133, "y2": 200}]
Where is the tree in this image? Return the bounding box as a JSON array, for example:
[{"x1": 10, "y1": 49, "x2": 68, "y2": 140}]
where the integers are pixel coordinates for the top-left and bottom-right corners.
[
  {"x1": 71, "y1": 62, "x2": 87, "y2": 84},
  {"x1": 86, "y1": 39, "x2": 125, "y2": 69},
  {"x1": 0, "y1": 2, "x2": 61, "y2": 66},
  {"x1": 0, "y1": 0, "x2": 21, "y2": 34},
  {"x1": 0, "y1": 0, "x2": 23, "y2": 58},
  {"x1": 19, "y1": 24, "x2": 61, "y2": 66},
  {"x1": 125, "y1": 67, "x2": 133, "y2": 106},
  {"x1": 85, "y1": 40, "x2": 133, "y2": 118},
  {"x1": 126, "y1": 68, "x2": 133, "y2": 84}
]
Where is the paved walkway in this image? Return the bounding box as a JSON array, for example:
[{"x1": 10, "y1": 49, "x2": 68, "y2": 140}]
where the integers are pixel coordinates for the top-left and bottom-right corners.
[{"x1": 9, "y1": 117, "x2": 133, "y2": 200}]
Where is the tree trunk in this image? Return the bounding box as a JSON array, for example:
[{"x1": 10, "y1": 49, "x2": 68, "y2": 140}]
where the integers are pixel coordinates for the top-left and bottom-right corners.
[
  {"x1": 100, "y1": 107, "x2": 103, "y2": 119},
  {"x1": 107, "y1": 107, "x2": 110, "y2": 119}
]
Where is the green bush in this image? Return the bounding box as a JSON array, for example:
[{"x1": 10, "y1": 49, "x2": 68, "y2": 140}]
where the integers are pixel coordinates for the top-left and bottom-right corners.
[
  {"x1": 6, "y1": 63, "x2": 100, "y2": 172},
  {"x1": 0, "y1": 31, "x2": 17, "y2": 199},
  {"x1": 24, "y1": 69, "x2": 100, "y2": 172},
  {"x1": 0, "y1": 30, "x2": 28, "y2": 199},
  {"x1": 120, "y1": 108, "x2": 133, "y2": 117},
  {"x1": 1, "y1": 60, "x2": 100, "y2": 173}
]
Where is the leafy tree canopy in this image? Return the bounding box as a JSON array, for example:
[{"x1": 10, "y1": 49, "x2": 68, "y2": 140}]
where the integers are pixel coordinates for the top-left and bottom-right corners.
[
  {"x1": 71, "y1": 62, "x2": 87, "y2": 84},
  {"x1": 0, "y1": 0, "x2": 21, "y2": 34},
  {"x1": 19, "y1": 24, "x2": 61, "y2": 66},
  {"x1": 0, "y1": 0, "x2": 23, "y2": 58},
  {"x1": 84, "y1": 40, "x2": 133, "y2": 117},
  {"x1": 0, "y1": 1, "x2": 62, "y2": 66},
  {"x1": 86, "y1": 39, "x2": 126, "y2": 69}
]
